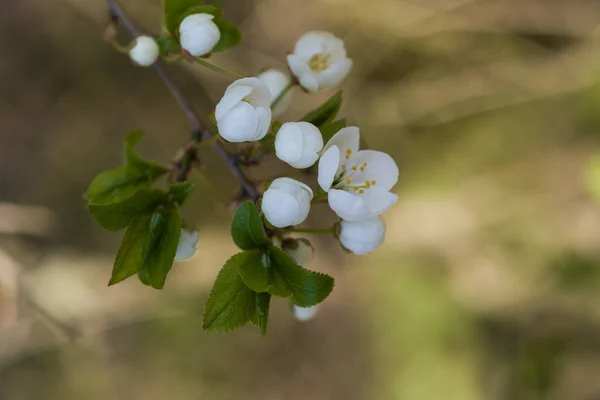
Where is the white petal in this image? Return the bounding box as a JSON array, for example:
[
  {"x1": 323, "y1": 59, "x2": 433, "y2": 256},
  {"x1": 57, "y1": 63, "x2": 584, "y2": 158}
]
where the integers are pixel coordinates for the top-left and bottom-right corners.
[
  {"x1": 275, "y1": 123, "x2": 304, "y2": 165},
  {"x1": 230, "y1": 77, "x2": 271, "y2": 107},
  {"x1": 317, "y1": 146, "x2": 340, "y2": 192},
  {"x1": 298, "y1": 74, "x2": 320, "y2": 92},
  {"x1": 293, "y1": 305, "x2": 319, "y2": 321},
  {"x1": 129, "y1": 36, "x2": 159, "y2": 67},
  {"x1": 327, "y1": 189, "x2": 371, "y2": 221},
  {"x1": 215, "y1": 85, "x2": 252, "y2": 121},
  {"x1": 294, "y1": 31, "x2": 337, "y2": 58},
  {"x1": 298, "y1": 122, "x2": 324, "y2": 152},
  {"x1": 252, "y1": 106, "x2": 272, "y2": 141},
  {"x1": 262, "y1": 190, "x2": 300, "y2": 228},
  {"x1": 347, "y1": 150, "x2": 399, "y2": 191},
  {"x1": 174, "y1": 230, "x2": 199, "y2": 261},
  {"x1": 258, "y1": 69, "x2": 294, "y2": 117},
  {"x1": 287, "y1": 54, "x2": 319, "y2": 92},
  {"x1": 323, "y1": 126, "x2": 360, "y2": 155},
  {"x1": 269, "y1": 177, "x2": 313, "y2": 199},
  {"x1": 339, "y1": 216, "x2": 386, "y2": 255},
  {"x1": 317, "y1": 58, "x2": 352, "y2": 89},
  {"x1": 179, "y1": 14, "x2": 220, "y2": 56},
  {"x1": 361, "y1": 186, "x2": 398, "y2": 216},
  {"x1": 217, "y1": 101, "x2": 258, "y2": 142}
]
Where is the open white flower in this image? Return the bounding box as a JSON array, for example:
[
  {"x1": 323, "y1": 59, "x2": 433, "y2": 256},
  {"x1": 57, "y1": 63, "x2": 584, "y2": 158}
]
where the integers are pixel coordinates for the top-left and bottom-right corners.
[
  {"x1": 257, "y1": 69, "x2": 293, "y2": 117},
  {"x1": 275, "y1": 122, "x2": 324, "y2": 169},
  {"x1": 215, "y1": 77, "x2": 272, "y2": 142},
  {"x1": 318, "y1": 127, "x2": 398, "y2": 221},
  {"x1": 129, "y1": 36, "x2": 159, "y2": 67},
  {"x1": 293, "y1": 305, "x2": 319, "y2": 321},
  {"x1": 261, "y1": 178, "x2": 313, "y2": 228},
  {"x1": 179, "y1": 14, "x2": 221, "y2": 57},
  {"x1": 339, "y1": 216, "x2": 386, "y2": 255},
  {"x1": 175, "y1": 229, "x2": 199, "y2": 262},
  {"x1": 287, "y1": 31, "x2": 352, "y2": 92}
]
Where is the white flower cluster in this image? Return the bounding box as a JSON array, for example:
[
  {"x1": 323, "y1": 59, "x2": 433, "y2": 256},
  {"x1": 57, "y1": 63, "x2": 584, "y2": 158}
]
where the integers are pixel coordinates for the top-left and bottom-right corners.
[{"x1": 211, "y1": 31, "x2": 396, "y2": 255}]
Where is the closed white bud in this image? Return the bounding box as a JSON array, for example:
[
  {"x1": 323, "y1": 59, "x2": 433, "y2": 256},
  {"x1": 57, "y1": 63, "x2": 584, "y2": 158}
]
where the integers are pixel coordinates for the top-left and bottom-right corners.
[
  {"x1": 275, "y1": 122, "x2": 324, "y2": 169},
  {"x1": 261, "y1": 178, "x2": 313, "y2": 228},
  {"x1": 175, "y1": 229, "x2": 199, "y2": 261},
  {"x1": 293, "y1": 305, "x2": 318, "y2": 321},
  {"x1": 179, "y1": 14, "x2": 221, "y2": 57},
  {"x1": 257, "y1": 69, "x2": 293, "y2": 117},
  {"x1": 282, "y1": 238, "x2": 314, "y2": 266},
  {"x1": 287, "y1": 31, "x2": 352, "y2": 92},
  {"x1": 339, "y1": 216, "x2": 386, "y2": 255},
  {"x1": 215, "y1": 77, "x2": 272, "y2": 142},
  {"x1": 129, "y1": 36, "x2": 159, "y2": 67}
]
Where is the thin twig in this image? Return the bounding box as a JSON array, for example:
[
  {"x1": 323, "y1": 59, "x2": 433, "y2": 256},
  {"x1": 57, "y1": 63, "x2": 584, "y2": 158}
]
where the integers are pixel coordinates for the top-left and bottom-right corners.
[{"x1": 106, "y1": 0, "x2": 259, "y2": 201}]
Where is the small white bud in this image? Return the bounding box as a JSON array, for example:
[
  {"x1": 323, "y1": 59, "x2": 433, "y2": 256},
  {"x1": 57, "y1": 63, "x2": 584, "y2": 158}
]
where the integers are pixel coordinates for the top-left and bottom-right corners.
[
  {"x1": 287, "y1": 31, "x2": 353, "y2": 92},
  {"x1": 175, "y1": 229, "x2": 199, "y2": 261},
  {"x1": 261, "y1": 178, "x2": 313, "y2": 228},
  {"x1": 339, "y1": 216, "x2": 386, "y2": 255},
  {"x1": 293, "y1": 305, "x2": 318, "y2": 321},
  {"x1": 275, "y1": 122, "x2": 324, "y2": 169},
  {"x1": 215, "y1": 77, "x2": 272, "y2": 142},
  {"x1": 129, "y1": 36, "x2": 159, "y2": 67},
  {"x1": 257, "y1": 69, "x2": 293, "y2": 117},
  {"x1": 179, "y1": 13, "x2": 221, "y2": 57}
]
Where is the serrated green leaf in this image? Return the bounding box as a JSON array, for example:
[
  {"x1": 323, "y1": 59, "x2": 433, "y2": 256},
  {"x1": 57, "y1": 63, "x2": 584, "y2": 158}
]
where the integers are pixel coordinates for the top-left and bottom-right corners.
[
  {"x1": 248, "y1": 292, "x2": 270, "y2": 336},
  {"x1": 163, "y1": 0, "x2": 221, "y2": 34},
  {"x1": 320, "y1": 119, "x2": 347, "y2": 142},
  {"x1": 85, "y1": 166, "x2": 155, "y2": 205},
  {"x1": 110, "y1": 206, "x2": 181, "y2": 289},
  {"x1": 88, "y1": 188, "x2": 166, "y2": 231},
  {"x1": 231, "y1": 201, "x2": 269, "y2": 250},
  {"x1": 236, "y1": 250, "x2": 270, "y2": 292},
  {"x1": 203, "y1": 253, "x2": 253, "y2": 332},
  {"x1": 168, "y1": 182, "x2": 195, "y2": 205},
  {"x1": 124, "y1": 130, "x2": 167, "y2": 178},
  {"x1": 268, "y1": 245, "x2": 334, "y2": 307},
  {"x1": 211, "y1": 19, "x2": 241, "y2": 53},
  {"x1": 302, "y1": 91, "x2": 342, "y2": 128}
]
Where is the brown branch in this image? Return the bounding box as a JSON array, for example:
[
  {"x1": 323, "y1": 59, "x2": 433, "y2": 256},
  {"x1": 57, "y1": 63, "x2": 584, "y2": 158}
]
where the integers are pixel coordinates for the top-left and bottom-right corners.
[{"x1": 106, "y1": 0, "x2": 259, "y2": 200}]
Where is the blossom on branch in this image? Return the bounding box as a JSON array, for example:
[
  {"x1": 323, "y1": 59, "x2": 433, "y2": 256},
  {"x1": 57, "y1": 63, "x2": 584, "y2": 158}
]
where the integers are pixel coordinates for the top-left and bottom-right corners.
[
  {"x1": 275, "y1": 122, "x2": 324, "y2": 169},
  {"x1": 129, "y1": 36, "x2": 159, "y2": 67},
  {"x1": 175, "y1": 229, "x2": 199, "y2": 261},
  {"x1": 339, "y1": 216, "x2": 386, "y2": 254},
  {"x1": 261, "y1": 178, "x2": 313, "y2": 228},
  {"x1": 287, "y1": 31, "x2": 352, "y2": 92},
  {"x1": 179, "y1": 14, "x2": 221, "y2": 57},
  {"x1": 318, "y1": 127, "x2": 399, "y2": 221},
  {"x1": 215, "y1": 77, "x2": 272, "y2": 142},
  {"x1": 257, "y1": 69, "x2": 293, "y2": 117}
]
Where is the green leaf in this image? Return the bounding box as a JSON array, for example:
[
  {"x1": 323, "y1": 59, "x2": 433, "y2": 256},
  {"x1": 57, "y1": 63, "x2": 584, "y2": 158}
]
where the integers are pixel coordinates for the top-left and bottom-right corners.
[
  {"x1": 88, "y1": 188, "x2": 166, "y2": 231},
  {"x1": 248, "y1": 292, "x2": 271, "y2": 336},
  {"x1": 320, "y1": 119, "x2": 347, "y2": 142},
  {"x1": 236, "y1": 250, "x2": 270, "y2": 292},
  {"x1": 203, "y1": 253, "x2": 254, "y2": 332},
  {"x1": 156, "y1": 34, "x2": 180, "y2": 55},
  {"x1": 211, "y1": 19, "x2": 242, "y2": 53},
  {"x1": 231, "y1": 201, "x2": 269, "y2": 250},
  {"x1": 168, "y1": 182, "x2": 195, "y2": 205},
  {"x1": 124, "y1": 130, "x2": 167, "y2": 178},
  {"x1": 85, "y1": 166, "x2": 156, "y2": 205},
  {"x1": 163, "y1": 1, "x2": 221, "y2": 34},
  {"x1": 110, "y1": 206, "x2": 182, "y2": 289},
  {"x1": 302, "y1": 91, "x2": 342, "y2": 128},
  {"x1": 268, "y1": 245, "x2": 334, "y2": 307}
]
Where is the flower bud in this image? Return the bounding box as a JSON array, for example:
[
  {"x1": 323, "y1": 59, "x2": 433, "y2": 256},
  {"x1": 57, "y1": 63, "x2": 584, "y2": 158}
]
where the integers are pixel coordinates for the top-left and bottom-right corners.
[
  {"x1": 339, "y1": 216, "x2": 386, "y2": 255},
  {"x1": 293, "y1": 305, "x2": 318, "y2": 321},
  {"x1": 129, "y1": 36, "x2": 159, "y2": 67},
  {"x1": 215, "y1": 77, "x2": 272, "y2": 142},
  {"x1": 175, "y1": 229, "x2": 199, "y2": 261},
  {"x1": 179, "y1": 13, "x2": 221, "y2": 57},
  {"x1": 287, "y1": 31, "x2": 352, "y2": 92},
  {"x1": 257, "y1": 69, "x2": 293, "y2": 117},
  {"x1": 282, "y1": 238, "x2": 314, "y2": 266},
  {"x1": 261, "y1": 178, "x2": 313, "y2": 228},
  {"x1": 275, "y1": 122, "x2": 324, "y2": 169}
]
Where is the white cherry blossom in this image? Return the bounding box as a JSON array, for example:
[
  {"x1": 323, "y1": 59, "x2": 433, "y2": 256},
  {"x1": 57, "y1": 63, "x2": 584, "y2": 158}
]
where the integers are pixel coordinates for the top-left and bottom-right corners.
[
  {"x1": 275, "y1": 122, "x2": 324, "y2": 169},
  {"x1": 261, "y1": 178, "x2": 313, "y2": 228},
  {"x1": 317, "y1": 127, "x2": 398, "y2": 221},
  {"x1": 129, "y1": 36, "x2": 159, "y2": 67},
  {"x1": 287, "y1": 31, "x2": 352, "y2": 92},
  {"x1": 175, "y1": 229, "x2": 199, "y2": 261},
  {"x1": 293, "y1": 305, "x2": 319, "y2": 321},
  {"x1": 257, "y1": 69, "x2": 293, "y2": 117},
  {"x1": 179, "y1": 14, "x2": 221, "y2": 56},
  {"x1": 215, "y1": 77, "x2": 272, "y2": 142}
]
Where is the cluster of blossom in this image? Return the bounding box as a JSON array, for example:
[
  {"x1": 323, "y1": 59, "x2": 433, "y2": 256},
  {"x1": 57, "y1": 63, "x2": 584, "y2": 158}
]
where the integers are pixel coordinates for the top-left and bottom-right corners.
[{"x1": 127, "y1": 13, "x2": 399, "y2": 319}]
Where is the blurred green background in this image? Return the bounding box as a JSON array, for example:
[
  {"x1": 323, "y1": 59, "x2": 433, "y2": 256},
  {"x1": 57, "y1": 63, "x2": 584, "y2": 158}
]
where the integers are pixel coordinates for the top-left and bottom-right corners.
[{"x1": 3, "y1": 0, "x2": 600, "y2": 399}]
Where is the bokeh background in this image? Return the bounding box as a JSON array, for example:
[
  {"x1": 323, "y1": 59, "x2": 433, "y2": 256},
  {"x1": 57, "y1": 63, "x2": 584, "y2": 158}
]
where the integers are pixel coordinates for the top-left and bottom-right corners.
[{"x1": 3, "y1": 0, "x2": 600, "y2": 398}]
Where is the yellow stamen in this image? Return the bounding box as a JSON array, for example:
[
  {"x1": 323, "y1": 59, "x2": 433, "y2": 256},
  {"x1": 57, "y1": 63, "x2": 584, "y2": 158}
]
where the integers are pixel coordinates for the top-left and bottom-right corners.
[
  {"x1": 365, "y1": 181, "x2": 371, "y2": 188},
  {"x1": 341, "y1": 164, "x2": 346, "y2": 170},
  {"x1": 371, "y1": 180, "x2": 376, "y2": 185},
  {"x1": 308, "y1": 53, "x2": 331, "y2": 72},
  {"x1": 344, "y1": 177, "x2": 351, "y2": 184},
  {"x1": 353, "y1": 187, "x2": 359, "y2": 191},
  {"x1": 351, "y1": 166, "x2": 357, "y2": 171},
  {"x1": 359, "y1": 189, "x2": 364, "y2": 194}
]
